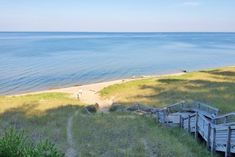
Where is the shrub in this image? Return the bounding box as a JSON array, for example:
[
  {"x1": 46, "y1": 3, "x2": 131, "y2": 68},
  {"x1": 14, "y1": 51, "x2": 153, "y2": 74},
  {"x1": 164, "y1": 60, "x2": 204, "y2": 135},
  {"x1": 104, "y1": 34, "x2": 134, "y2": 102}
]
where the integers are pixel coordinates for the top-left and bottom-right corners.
[
  {"x1": 0, "y1": 129, "x2": 64, "y2": 157},
  {"x1": 109, "y1": 104, "x2": 126, "y2": 112},
  {"x1": 83, "y1": 103, "x2": 99, "y2": 113}
]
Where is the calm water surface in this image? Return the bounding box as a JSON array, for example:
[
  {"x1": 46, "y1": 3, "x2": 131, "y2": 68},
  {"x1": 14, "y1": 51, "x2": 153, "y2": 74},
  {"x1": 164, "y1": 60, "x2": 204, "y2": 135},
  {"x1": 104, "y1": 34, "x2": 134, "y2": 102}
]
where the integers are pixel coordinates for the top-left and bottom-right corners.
[{"x1": 0, "y1": 32, "x2": 235, "y2": 95}]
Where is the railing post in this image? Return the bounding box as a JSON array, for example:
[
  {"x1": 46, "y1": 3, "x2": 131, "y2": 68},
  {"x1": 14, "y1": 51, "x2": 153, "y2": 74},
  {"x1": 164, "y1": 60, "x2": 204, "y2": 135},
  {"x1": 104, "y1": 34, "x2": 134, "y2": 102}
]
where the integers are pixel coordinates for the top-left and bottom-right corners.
[
  {"x1": 225, "y1": 126, "x2": 231, "y2": 157},
  {"x1": 195, "y1": 112, "x2": 199, "y2": 140},
  {"x1": 182, "y1": 118, "x2": 184, "y2": 129},
  {"x1": 207, "y1": 123, "x2": 211, "y2": 150},
  {"x1": 188, "y1": 115, "x2": 191, "y2": 133},
  {"x1": 156, "y1": 111, "x2": 160, "y2": 123},
  {"x1": 179, "y1": 115, "x2": 182, "y2": 128},
  {"x1": 163, "y1": 110, "x2": 166, "y2": 123},
  {"x1": 225, "y1": 116, "x2": 228, "y2": 124},
  {"x1": 197, "y1": 102, "x2": 200, "y2": 110},
  {"x1": 211, "y1": 127, "x2": 216, "y2": 154},
  {"x1": 211, "y1": 118, "x2": 216, "y2": 124}
]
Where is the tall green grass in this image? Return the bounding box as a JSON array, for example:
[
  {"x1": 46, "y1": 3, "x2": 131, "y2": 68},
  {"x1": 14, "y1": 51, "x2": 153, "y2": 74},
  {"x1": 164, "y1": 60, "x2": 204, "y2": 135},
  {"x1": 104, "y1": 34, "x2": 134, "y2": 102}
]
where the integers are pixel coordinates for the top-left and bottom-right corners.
[
  {"x1": 100, "y1": 67, "x2": 235, "y2": 113},
  {"x1": 72, "y1": 112, "x2": 212, "y2": 157},
  {"x1": 0, "y1": 129, "x2": 63, "y2": 157},
  {"x1": 0, "y1": 105, "x2": 81, "y2": 153},
  {"x1": 0, "y1": 92, "x2": 82, "y2": 114}
]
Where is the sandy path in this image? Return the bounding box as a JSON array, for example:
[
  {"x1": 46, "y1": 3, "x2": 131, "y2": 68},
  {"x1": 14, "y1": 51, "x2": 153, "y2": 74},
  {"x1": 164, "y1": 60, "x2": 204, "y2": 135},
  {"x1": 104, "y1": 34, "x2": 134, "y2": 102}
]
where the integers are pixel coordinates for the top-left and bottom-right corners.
[
  {"x1": 42, "y1": 79, "x2": 131, "y2": 109},
  {"x1": 16, "y1": 78, "x2": 137, "y2": 109},
  {"x1": 65, "y1": 110, "x2": 79, "y2": 157}
]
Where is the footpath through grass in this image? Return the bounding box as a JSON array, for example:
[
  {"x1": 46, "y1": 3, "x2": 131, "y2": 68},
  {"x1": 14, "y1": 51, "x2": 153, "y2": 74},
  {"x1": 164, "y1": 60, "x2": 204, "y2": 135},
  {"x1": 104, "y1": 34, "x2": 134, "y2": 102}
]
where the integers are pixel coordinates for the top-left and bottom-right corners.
[
  {"x1": 100, "y1": 66, "x2": 235, "y2": 113},
  {"x1": 73, "y1": 112, "x2": 211, "y2": 157}
]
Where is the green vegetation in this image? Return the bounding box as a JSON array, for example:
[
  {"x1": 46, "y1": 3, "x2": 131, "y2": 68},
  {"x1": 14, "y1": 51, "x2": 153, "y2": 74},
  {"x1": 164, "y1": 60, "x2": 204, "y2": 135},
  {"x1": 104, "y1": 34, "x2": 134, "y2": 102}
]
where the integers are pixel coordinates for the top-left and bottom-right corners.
[
  {"x1": 100, "y1": 66, "x2": 235, "y2": 113},
  {"x1": 1, "y1": 66, "x2": 235, "y2": 156},
  {"x1": 0, "y1": 129, "x2": 63, "y2": 157},
  {"x1": 0, "y1": 92, "x2": 82, "y2": 114},
  {"x1": 0, "y1": 103, "x2": 212, "y2": 157},
  {"x1": 73, "y1": 111, "x2": 211, "y2": 157},
  {"x1": 0, "y1": 105, "x2": 81, "y2": 153},
  {"x1": 0, "y1": 93, "x2": 82, "y2": 153}
]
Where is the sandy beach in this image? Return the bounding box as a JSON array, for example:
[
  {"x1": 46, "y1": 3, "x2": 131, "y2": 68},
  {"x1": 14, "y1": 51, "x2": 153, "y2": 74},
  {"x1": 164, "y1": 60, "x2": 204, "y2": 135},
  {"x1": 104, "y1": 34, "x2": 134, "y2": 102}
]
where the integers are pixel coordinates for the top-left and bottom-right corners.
[{"x1": 13, "y1": 72, "x2": 184, "y2": 109}]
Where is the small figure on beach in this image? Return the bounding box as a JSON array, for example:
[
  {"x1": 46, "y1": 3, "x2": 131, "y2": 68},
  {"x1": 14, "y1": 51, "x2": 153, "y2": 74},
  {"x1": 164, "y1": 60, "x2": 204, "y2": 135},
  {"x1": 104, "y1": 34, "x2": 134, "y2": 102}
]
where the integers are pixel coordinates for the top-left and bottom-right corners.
[
  {"x1": 182, "y1": 70, "x2": 188, "y2": 73},
  {"x1": 75, "y1": 89, "x2": 83, "y2": 99}
]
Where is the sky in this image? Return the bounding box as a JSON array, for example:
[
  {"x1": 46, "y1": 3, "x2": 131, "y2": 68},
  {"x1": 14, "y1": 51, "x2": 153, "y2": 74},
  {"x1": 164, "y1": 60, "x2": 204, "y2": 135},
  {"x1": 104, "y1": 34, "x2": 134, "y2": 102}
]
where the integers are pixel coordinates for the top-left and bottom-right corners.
[{"x1": 0, "y1": 0, "x2": 235, "y2": 32}]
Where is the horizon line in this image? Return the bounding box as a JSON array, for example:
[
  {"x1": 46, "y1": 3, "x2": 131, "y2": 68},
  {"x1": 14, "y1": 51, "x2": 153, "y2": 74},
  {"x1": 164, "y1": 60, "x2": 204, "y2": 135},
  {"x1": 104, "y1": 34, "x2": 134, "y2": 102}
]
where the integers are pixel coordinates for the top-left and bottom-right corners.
[{"x1": 0, "y1": 31, "x2": 235, "y2": 33}]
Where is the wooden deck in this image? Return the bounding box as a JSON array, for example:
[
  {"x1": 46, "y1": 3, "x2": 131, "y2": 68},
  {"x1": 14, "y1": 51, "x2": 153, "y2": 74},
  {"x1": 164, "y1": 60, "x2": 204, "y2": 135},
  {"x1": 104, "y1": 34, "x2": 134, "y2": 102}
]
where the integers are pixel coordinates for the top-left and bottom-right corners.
[{"x1": 155, "y1": 101, "x2": 235, "y2": 157}]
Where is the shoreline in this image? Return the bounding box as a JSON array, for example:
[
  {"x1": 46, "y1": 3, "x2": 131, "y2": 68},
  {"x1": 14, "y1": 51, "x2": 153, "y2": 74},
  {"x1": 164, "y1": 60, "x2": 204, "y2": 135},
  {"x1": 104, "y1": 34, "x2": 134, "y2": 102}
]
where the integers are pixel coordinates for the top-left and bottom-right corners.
[
  {"x1": 4, "y1": 65, "x2": 235, "y2": 97},
  {"x1": 12, "y1": 72, "x2": 185, "y2": 97},
  {"x1": 6, "y1": 64, "x2": 235, "y2": 97}
]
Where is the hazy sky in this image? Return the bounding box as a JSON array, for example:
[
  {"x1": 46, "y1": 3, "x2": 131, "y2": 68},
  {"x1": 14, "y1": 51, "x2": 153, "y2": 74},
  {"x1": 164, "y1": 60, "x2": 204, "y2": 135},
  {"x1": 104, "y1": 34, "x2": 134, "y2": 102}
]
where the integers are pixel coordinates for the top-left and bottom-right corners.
[{"x1": 0, "y1": 0, "x2": 235, "y2": 32}]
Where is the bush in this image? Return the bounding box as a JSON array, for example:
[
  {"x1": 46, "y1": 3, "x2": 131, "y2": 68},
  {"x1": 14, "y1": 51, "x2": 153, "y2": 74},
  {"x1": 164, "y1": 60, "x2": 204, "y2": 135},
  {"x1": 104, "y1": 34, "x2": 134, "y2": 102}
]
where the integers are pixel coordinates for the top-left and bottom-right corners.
[
  {"x1": 109, "y1": 104, "x2": 126, "y2": 112},
  {"x1": 83, "y1": 103, "x2": 99, "y2": 113},
  {"x1": 0, "y1": 129, "x2": 64, "y2": 157}
]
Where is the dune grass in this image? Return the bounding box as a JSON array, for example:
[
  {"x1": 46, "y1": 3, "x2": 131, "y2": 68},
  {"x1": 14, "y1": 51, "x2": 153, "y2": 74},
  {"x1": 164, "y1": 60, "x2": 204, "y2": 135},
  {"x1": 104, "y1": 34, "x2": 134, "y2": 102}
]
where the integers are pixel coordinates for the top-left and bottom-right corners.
[
  {"x1": 0, "y1": 93, "x2": 83, "y2": 153},
  {"x1": 0, "y1": 92, "x2": 82, "y2": 114},
  {"x1": 100, "y1": 66, "x2": 235, "y2": 113},
  {"x1": 73, "y1": 111, "x2": 211, "y2": 157},
  {"x1": 0, "y1": 104, "x2": 212, "y2": 156},
  {"x1": 0, "y1": 105, "x2": 82, "y2": 153}
]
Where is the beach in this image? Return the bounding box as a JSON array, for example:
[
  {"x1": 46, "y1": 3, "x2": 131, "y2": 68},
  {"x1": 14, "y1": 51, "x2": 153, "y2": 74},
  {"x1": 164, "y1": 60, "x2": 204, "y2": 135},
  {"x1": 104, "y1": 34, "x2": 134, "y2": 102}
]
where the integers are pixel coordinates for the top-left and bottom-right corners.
[{"x1": 14, "y1": 72, "x2": 184, "y2": 109}]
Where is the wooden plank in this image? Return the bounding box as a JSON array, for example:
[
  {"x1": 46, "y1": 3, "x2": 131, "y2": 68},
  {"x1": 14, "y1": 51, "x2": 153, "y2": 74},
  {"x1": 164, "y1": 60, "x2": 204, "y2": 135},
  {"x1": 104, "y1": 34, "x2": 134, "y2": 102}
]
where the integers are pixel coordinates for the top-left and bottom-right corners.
[
  {"x1": 207, "y1": 123, "x2": 211, "y2": 150},
  {"x1": 188, "y1": 115, "x2": 191, "y2": 133},
  {"x1": 225, "y1": 126, "x2": 231, "y2": 157},
  {"x1": 162, "y1": 110, "x2": 165, "y2": 123},
  {"x1": 179, "y1": 115, "x2": 182, "y2": 128},
  {"x1": 182, "y1": 118, "x2": 184, "y2": 129},
  {"x1": 214, "y1": 112, "x2": 235, "y2": 120},
  {"x1": 225, "y1": 116, "x2": 228, "y2": 124},
  {"x1": 157, "y1": 111, "x2": 160, "y2": 123},
  {"x1": 211, "y1": 127, "x2": 216, "y2": 153},
  {"x1": 195, "y1": 112, "x2": 199, "y2": 140},
  {"x1": 213, "y1": 112, "x2": 235, "y2": 124}
]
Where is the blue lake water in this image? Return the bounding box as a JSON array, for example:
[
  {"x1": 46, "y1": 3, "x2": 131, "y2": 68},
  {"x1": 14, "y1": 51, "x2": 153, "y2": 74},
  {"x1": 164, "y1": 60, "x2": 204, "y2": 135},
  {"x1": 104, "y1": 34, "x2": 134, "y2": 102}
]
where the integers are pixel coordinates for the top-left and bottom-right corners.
[{"x1": 0, "y1": 32, "x2": 235, "y2": 95}]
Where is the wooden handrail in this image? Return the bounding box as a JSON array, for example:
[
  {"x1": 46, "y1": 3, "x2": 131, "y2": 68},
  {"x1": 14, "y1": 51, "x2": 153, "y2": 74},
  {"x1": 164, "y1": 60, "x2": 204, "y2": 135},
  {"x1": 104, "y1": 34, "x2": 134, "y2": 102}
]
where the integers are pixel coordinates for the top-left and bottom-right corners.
[
  {"x1": 153, "y1": 101, "x2": 235, "y2": 156},
  {"x1": 213, "y1": 112, "x2": 235, "y2": 120},
  {"x1": 166, "y1": 101, "x2": 219, "y2": 116}
]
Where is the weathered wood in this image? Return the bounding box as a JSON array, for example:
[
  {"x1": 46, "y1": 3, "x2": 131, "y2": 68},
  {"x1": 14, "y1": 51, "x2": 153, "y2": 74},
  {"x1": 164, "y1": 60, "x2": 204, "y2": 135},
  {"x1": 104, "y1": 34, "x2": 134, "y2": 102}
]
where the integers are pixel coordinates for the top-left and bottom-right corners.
[
  {"x1": 213, "y1": 112, "x2": 235, "y2": 125},
  {"x1": 182, "y1": 118, "x2": 184, "y2": 129},
  {"x1": 156, "y1": 111, "x2": 160, "y2": 123},
  {"x1": 128, "y1": 101, "x2": 235, "y2": 155},
  {"x1": 225, "y1": 116, "x2": 228, "y2": 124},
  {"x1": 188, "y1": 115, "x2": 191, "y2": 133},
  {"x1": 225, "y1": 126, "x2": 231, "y2": 157},
  {"x1": 211, "y1": 127, "x2": 216, "y2": 153},
  {"x1": 207, "y1": 123, "x2": 211, "y2": 150},
  {"x1": 195, "y1": 112, "x2": 199, "y2": 140},
  {"x1": 163, "y1": 110, "x2": 166, "y2": 123},
  {"x1": 179, "y1": 115, "x2": 182, "y2": 128}
]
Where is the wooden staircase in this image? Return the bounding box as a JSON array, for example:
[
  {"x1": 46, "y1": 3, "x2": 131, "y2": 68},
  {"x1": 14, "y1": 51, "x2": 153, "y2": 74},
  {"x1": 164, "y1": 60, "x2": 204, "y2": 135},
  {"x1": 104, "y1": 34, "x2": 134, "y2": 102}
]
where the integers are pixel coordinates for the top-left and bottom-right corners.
[{"x1": 154, "y1": 101, "x2": 235, "y2": 157}]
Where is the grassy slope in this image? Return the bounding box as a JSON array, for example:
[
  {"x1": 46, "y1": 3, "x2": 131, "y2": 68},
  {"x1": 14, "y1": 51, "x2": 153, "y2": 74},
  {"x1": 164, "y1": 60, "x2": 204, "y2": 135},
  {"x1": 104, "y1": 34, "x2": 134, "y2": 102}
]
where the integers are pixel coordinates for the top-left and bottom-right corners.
[
  {"x1": 0, "y1": 92, "x2": 213, "y2": 156},
  {"x1": 0, "y1": 93, "x2": 82, "y2": 152},
  {"x1": 100, "y1": 66, "x2": 235, "y2": 113},
  {"x1": 1, "y1": 66, "x2": 234, "y2": 156},
  {"x1": 0, "y1": 93, "x2": 82, "y2": 114},
  {"x1": 73, "y1": 112, "x2": 211, "y2": 157}
]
